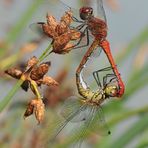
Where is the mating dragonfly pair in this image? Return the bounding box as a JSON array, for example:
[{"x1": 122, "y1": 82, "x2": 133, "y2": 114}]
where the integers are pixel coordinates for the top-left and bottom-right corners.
[{"x1": 31, "y1": 0, "x2": 125, "y2": 144}]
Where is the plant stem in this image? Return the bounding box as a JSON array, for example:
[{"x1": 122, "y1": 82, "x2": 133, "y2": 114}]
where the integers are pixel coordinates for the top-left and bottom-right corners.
[
  {"x1": 0, "y1": 79, "x2": 24, "y2": 113},
  {"x1": 30, "y1": 80, "x2": 41, "y2": 99},
  {"x1": 39, "y1": 43, "x2": 53, "y2": 62}
]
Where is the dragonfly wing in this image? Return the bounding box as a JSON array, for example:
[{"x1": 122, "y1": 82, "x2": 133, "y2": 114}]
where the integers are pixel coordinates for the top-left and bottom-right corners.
[
  {"x1": 29, "y1": 23, "x2": 45, "y2": 36},
  {"x1": 96, "y1": 0, "x2": 107, "y2": 23},
  {"x1": 61, "y1": 107, "x2": 98, "y2": 147},
  {"x1": 92, "y1": 106, "x2": 111, "y2": 135},
  {"x1": 91, "y1": 45, "x2": 102, "y2": 58},
  {"x1": 60, "y1": 96, "x2": 88, "y2": 122}
]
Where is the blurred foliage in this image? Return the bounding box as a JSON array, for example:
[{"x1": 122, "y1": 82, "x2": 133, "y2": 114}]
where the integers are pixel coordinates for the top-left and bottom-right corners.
[{"x1": 0, "y1": 0, "x2": 148, "y2": 148}]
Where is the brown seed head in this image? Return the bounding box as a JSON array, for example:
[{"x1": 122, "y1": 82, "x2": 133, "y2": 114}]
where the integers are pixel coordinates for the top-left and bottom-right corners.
[
  {"x1": 46, "y1": 14, "x2": 58, "y2": 29},
  {"x1": 34, "y1": 99, "x2": 45, "y2": 124},
  {"x1": 60, "y1": 10, "x2": 73, "y2": 26},
  {"x1": 53, "y1": 33, "x2": 71, "y2": 54},
  {"x1": 70, "y1": 29, "x2": 82, "y2": 40},
  {"x1": 24, "y1": 101, "x2": 34, "y2": 118},
  {"x1": 42, "y1": 23, "x2": 57, "y2": 38},
  {"x1": 5, "y1": 68, "x2": 22, "y2": 79},
  {"x1": 39, "y1": 76, "x2": 59, "y2": 86},
  {"x1": 30, "y1": 62, "x2": 51, "y2": 81},
  {"x1": 24, "y1": 99, "x2": 45, "y2": 124},
  {"x1": 26, "y1": 56, "x2": 39, "y2": 70}
]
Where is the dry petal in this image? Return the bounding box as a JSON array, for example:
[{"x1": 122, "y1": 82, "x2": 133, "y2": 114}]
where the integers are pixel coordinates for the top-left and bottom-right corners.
[
  {"x1": 53, "y1": 33, "x2": 71, "y2": 54},
  {"x1": 24, "y1": 99, "x2": 36, "y2": 118},
  {"x1": 24, "y1": 99, "x2": 45, "y2": 124},
  {"x1": 62, "y1": 43, "x2": 74, "y2": 53},
  {"x1": 60, "y1": 10, "x2": 73, "y2": 26},
  {"x1": 30, "y1": 62, "x2": 51, "y2": 81},
  {"x1": 55, "y1": 22, "x2": 69, "y2": 35},
  {"x1": 42, "y1": 23, "x2": 57, "y2": 38},
  {"x1": 27, "y1": 56, "x2": 39, "y2": 69},
  {"x1": 34, "y1": 99, "x2": 45, "y2": 124},
  {"x1": 40, "y1": 76, "x2": 59, "y2": 86},
  {"x1": 46, "y1": 14, "x2": 58, "y2": 29},
  {"x1": 5, "y1": 68, "x2": 22, "y2": 79},
  {"x1": 70, "y1": 29, "x2": 82, "y2": 40}
]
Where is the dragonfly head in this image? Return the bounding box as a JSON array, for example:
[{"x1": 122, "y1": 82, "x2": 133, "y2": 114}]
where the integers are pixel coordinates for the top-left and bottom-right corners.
[
  {"x1": 104, "y1": 85, "x2": 118, "y2": 97},
  {"x1": 79, "y1": 7, "x2": 93, "y2": 20}
]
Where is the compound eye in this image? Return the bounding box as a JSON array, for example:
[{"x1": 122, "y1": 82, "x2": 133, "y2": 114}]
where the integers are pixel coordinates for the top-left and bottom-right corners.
[{"x1": 79, "y1": 7, "x2": 93, "y2": 20}]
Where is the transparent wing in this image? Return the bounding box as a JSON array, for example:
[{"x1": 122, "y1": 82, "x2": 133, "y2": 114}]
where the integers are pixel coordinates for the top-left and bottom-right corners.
[
  {"x1": 60, "y1": 96, "x2": 88, "y2": 122},
  {"x1": 59, "y1": 106, "x2": 110, "y2": 147},
  {"x1": 92, "y1": 106, "x2": 111, "y2": 135},
  {"x1": 44, "y1": 96, "x2": 87, "y2": 145},
  {"x1": 29, "y1": 22, "x2": 50, "y2": 40},
  {"x1": 75, "y1": 105, "x2": 110, "y2": 136},
  {"x1": 97, "y1": 0, "x2": 107, "y2": 23}
]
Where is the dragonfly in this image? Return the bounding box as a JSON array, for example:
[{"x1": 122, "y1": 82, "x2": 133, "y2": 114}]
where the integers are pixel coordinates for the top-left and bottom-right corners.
[{"x1": 47, "y1": 40, "x2": 121, "y2": 147}]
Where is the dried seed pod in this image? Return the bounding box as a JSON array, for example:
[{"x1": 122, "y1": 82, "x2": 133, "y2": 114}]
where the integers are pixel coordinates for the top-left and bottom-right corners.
[
  {"x1": 55, "y1": 22, "x2": 69, "y2": 36},
  {"x1": 5, "y1": 68, "x2": 22, "y2": 79},
  {"x1": 60, "y1": 10, "x2": 73, "y2": 26},
  {"x1": 46, "y1": 14, "x2": 58, "y2": 30},
  {"x1": 70, "y1": 29, "x2": 82, "y2": 40},
  {"x1": 26, "y1": 56, "x2": 38, "y2": 69},
  {"x1": 24, "y1": 99, "x2": 45, "y2": 124},
  {"x1": 30, "y1": 62, "x2": 51, "y2": 81},
  {"x1": 24, "y1": 100, "x2": 36, "y2": 119},
  {"x1": 39, "y1": 76, "x2": 59, "y2": 86},
  {"x1": 53, "y1": 33, "x2": 71, "y2": 54},
  {"x1": 34, "y1": 99, "x2": 45, "y2": 124},
  {"x1": 41, "y1": 23, "x2": 57, "y2": 38}
]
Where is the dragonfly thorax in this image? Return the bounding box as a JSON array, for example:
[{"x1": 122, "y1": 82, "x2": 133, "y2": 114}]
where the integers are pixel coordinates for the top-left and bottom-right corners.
[{"x1": 79, "y1": 7, "x2": 93, "y2": 20}]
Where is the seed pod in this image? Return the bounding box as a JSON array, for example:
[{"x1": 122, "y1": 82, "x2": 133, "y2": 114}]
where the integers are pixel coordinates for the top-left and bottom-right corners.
[
  {"x1": 24, "y1": 99, "x2": 45, "y2": 124},
  {"x1": 46, "y1": 14, "x2": 58, "y2": 30},
  {"x1": 41, "y1": 23, "x2": 57, "y2": 38},
  {"x1": 5, "y1": 68, "x2": 22, "y2": 79},
  {"x1": 53, "y1": 33, "x2": 71, "y2": 54},
  {"x1": 60, "y1": 10, "x2": 73, "y2": 26},
  {"x1": 34, "y1": 99, "x2": 45, "y2": 124},
  {"x1": 24, "y1": 100, "x2": 36, "y2": 119},
  {"x1": 30, "y1": 62, "x2": 51, "y2": 81},
  {"x1": 55, "y1": 22, "x2": 69, "y2": 36},
  {"x1": 70, "y1": 29, "x2": 82, "y2": 40},
  {"x1": 26, "y1": 56, "x2": 39, "y2": 69},
  {"x1": 38, "y1": 76, "x2": 59, "y2": 86}
]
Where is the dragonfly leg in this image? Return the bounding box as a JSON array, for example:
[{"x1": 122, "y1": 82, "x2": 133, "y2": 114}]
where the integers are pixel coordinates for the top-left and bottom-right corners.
[
  {"x1": 103, "y1": 73, "x2": 117, "y2": 86},
  {"x1": 72, "y1": 16, "x2": 84, "y2": 23},
  {"x1": 93, "y1": 71, "x2": 102, "y2": 87},
  {"x1": 93, "y1": 66, "x2": 113, "y2": 87},
  {"x1": 72, "y1": 27, "x2": 90, "y2": 49}
]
